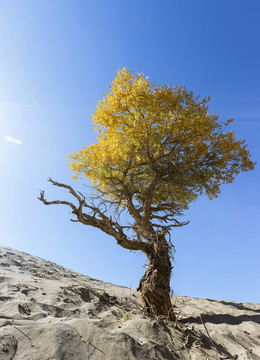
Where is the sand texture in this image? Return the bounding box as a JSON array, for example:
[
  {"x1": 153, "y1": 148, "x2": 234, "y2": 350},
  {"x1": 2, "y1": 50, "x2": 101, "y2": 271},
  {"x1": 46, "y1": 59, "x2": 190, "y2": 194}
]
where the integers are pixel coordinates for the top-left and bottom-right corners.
[{"x1": 0, "y1": 246, "x2": 259, "y2": 360}]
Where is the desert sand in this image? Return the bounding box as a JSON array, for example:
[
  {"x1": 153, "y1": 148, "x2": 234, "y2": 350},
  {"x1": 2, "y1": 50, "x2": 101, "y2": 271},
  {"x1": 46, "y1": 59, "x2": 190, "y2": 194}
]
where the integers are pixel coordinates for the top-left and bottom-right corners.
[{"x1": 0, "y1": 245, "x2": 259, "y2": 360}]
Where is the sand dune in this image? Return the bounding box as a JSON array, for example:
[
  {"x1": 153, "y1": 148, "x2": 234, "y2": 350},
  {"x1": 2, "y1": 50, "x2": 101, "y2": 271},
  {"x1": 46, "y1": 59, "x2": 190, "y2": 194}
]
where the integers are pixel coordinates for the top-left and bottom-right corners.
[{"x1": 0, "y1": 246, "x2": 259, "y2": 359}]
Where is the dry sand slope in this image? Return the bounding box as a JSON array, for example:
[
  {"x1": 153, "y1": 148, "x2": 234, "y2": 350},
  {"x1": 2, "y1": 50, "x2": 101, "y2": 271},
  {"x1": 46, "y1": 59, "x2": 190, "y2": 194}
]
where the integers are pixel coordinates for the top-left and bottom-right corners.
[{"x1": 0, "y1": 246, "x2": 259, "y2": 360}]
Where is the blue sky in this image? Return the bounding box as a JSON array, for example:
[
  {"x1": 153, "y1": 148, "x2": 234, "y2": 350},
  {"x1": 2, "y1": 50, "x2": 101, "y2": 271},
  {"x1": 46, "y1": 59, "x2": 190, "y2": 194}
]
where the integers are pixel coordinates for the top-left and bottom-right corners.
[{"x1": 1, "y1": 0, "x2": 259, "y2": 303}]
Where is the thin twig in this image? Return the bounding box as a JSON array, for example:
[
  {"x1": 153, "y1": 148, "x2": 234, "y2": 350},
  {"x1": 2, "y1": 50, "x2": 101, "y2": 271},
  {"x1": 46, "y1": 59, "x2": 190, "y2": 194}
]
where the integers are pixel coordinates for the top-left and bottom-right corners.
[
  {"x1": 199, "y1": 314, "x2": 221, "y2": 354},
  {"x1": 12, "y1": 325, "x2": 32, "y2": 341},
  {"x1": 88, "y1": 341, "x2": 106, "y2": 356}
]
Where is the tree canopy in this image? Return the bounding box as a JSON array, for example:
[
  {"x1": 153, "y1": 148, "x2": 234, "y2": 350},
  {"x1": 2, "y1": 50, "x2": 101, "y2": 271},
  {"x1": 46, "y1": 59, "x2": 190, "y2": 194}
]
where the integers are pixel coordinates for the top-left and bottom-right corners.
[{"x1": 68, "y1": 68, "x2": 255, "y2": 233}]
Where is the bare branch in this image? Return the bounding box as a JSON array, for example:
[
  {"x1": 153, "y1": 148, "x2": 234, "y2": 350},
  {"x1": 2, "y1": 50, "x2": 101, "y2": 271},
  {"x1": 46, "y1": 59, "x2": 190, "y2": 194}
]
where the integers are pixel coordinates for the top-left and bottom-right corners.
[
  {"x1": 47, "y1": 178, "x2": 83, "y2": 203},
  {"x1": 38, "y1": 190, "x2": 78, "y2": 214},
  {"x1": 39, "y1": 179, "x2": 150, "y2": 254}
]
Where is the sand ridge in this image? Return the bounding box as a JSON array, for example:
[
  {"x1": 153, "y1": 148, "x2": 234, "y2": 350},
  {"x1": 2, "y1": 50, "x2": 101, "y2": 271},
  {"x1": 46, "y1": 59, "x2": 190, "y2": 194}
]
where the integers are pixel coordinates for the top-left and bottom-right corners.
[{"x1": 0, "y1": 246, "x2": 259, "y2": 359}]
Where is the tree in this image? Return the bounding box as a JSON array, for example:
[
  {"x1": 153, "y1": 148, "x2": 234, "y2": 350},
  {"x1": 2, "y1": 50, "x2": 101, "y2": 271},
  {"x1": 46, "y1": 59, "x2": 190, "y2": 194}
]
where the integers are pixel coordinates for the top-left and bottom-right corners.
[{"x1": 39, "y1": 68, "x2": 255, "y2": 321}]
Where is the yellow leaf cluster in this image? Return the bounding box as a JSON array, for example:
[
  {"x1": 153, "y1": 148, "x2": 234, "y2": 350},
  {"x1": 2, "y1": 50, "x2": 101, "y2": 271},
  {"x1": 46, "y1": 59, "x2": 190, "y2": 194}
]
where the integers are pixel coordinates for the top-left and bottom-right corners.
[{"x1": 68, "y1": 68, "x2": 255, "y2": 209}]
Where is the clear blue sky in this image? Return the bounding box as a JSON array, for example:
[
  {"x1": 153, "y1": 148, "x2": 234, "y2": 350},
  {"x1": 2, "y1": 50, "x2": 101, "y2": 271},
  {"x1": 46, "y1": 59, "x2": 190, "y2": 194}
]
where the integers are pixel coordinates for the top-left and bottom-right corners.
[{"x1": 1, "y1": 0, "x2": 259, "y2": 303}]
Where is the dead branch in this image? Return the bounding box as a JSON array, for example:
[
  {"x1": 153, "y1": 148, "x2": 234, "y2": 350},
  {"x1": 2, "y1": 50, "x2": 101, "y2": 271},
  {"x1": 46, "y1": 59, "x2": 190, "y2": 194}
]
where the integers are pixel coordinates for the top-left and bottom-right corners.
[{"x1": 39, "y1": 179, "x2": 149, "y2": 253}]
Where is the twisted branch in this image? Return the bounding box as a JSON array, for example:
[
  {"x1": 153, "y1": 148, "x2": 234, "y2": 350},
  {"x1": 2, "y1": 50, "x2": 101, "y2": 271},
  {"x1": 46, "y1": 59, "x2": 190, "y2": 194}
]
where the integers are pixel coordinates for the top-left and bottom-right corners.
[{"x1": 38, "y1": 178, "x2": 149, "y2": 253}]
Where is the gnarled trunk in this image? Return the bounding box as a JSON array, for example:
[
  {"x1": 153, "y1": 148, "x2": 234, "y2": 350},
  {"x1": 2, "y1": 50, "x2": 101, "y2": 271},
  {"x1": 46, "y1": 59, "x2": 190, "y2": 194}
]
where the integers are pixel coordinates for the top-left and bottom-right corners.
[
  {"x1": 137, "y1": 237, "x2": 176, "y2": 322},
  {"x1": 39, "y1": 180, "x2": 177, "y2": 321}
]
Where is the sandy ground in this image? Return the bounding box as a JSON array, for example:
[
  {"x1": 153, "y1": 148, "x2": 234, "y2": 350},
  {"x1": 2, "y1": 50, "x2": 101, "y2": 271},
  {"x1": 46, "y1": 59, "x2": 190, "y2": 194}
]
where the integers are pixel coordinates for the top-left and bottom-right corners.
[{"x1": 0, "y1": 245, "x2": 259, "y2": 360}]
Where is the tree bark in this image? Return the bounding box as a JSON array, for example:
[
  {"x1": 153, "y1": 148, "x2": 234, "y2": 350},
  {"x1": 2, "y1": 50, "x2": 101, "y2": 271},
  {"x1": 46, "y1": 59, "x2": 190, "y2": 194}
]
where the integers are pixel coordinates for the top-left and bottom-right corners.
[
  {"x1": 39, "y1": 179, "x2": 177, "y2": 321},
  {"x1": 137, "y1": 236, "x2": 176, "y2": 322}
]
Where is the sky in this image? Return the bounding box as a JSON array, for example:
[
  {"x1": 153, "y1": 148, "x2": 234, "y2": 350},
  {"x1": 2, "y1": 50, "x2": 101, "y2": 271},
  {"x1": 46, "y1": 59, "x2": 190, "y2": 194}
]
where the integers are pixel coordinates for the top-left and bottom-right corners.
[{"x1": 0, "y1": 0, "x2": 259, "y2": 303}]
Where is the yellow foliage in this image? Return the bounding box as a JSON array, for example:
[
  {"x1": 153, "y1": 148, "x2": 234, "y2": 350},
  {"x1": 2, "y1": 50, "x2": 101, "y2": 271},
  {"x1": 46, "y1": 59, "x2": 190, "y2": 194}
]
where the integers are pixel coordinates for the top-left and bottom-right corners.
[{"x1": 68, "y1": 68, "x2": 255, "y2": 211}]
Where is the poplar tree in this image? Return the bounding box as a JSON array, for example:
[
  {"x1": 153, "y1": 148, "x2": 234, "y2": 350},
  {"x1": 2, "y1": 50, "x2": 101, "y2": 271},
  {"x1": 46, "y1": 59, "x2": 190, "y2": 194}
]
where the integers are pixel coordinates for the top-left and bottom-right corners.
[{"x1": 39, "y1": 69, "x2": 255, "y2": 321}]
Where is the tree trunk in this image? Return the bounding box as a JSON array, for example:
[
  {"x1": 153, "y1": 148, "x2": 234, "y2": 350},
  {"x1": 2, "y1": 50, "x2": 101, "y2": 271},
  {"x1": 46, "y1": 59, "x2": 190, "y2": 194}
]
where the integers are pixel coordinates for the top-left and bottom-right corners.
[{"x1": 137, "y1": 237, "x2": 176, "y2": 322}]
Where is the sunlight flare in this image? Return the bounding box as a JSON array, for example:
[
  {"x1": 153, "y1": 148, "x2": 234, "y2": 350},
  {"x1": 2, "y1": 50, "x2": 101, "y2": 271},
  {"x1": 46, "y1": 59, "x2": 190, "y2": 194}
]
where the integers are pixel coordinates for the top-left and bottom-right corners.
[{"x1": 5, "y1": 136, "x2": 23, "y2": 145}]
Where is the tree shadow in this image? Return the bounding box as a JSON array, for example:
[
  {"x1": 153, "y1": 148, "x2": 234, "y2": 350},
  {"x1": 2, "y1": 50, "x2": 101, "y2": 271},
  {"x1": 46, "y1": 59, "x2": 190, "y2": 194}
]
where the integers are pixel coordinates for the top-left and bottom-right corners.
[
  {"x1": 217, "y1": 299, "x2": 260, "y2": 314},
  {"x1": 180, "y1": 313, "x2": 260, "y2": 326}
]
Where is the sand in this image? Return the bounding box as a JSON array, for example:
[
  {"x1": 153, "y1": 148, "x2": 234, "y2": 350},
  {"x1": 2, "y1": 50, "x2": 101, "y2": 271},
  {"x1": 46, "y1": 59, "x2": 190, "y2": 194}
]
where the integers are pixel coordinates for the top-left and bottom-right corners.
[{"x1": 0, "y1": 245, "x2": 259, "y2": 359}]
